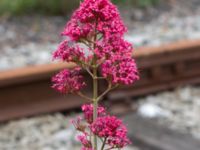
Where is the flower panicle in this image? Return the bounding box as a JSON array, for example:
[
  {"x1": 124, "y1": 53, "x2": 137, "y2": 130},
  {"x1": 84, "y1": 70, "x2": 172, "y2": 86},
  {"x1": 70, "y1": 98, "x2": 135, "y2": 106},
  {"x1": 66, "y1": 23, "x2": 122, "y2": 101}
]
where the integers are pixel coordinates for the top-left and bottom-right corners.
[
  {"x1": 52, "y1": 0, "x2": 139, "y2": 95},
  {"x1": 52, "y1": 67, "x2": 86, "y2": 94},
  {"x1": 73, "y1": 104, "x2": 131, "y2": 150},
  {"x1": 52, "y1": 0, "x2": 140, "y2": 149}
]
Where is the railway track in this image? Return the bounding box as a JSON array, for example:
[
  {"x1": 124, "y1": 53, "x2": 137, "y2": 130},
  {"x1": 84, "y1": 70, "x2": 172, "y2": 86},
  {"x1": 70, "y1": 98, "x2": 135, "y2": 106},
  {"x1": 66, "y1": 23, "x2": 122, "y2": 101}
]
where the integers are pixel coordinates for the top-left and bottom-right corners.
[{"x1": 0, "y1": 39, "x2": 200, "y2": 122}]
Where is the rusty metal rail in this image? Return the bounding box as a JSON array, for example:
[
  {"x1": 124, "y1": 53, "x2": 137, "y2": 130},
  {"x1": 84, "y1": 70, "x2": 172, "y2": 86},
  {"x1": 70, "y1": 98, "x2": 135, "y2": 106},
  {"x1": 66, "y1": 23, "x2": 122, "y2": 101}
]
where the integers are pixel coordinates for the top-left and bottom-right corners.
[
  {"x1": 108, "y1": 39, "x2": 200, "y2": 100},
  {"x1": 0, "y1": 39, "x2": 200, "y2": 122}
]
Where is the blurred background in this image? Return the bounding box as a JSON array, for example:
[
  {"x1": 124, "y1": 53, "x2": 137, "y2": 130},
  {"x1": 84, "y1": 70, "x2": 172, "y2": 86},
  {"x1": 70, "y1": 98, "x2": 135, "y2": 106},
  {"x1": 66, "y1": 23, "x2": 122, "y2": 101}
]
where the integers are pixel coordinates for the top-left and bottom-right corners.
[
  {"x1": 1, "y1": 0, "x2": 200, "y2": 70},
  {"x1": 0, "y1": 0, "x2": 200, "y2": 150}
]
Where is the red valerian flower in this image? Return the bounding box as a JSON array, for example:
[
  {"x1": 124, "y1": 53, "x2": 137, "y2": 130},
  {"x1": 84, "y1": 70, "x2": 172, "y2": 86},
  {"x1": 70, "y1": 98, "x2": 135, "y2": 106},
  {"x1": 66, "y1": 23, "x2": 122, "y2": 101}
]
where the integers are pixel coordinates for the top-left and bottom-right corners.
[
  {"x1": 97, "y1": 17, "x2": 127, "y2": 38},
  {"x1": 77, "y1": 135, "x2": 93, "y2": 149},
  {"x1": 53, "y1": 40, "x2": 86, "y2": 63},
  {"x1": 61, "y1": 18, "x2": 94, "y2": 41},
  {"x1": 52, "y1": 67, "x2": 86, "y2": 93},
  {"x1": 75, "y1": 0, "x2": 119, "y2": 23},
  {"x1": 90, "y1": 116, "x2": 122, "y2": 137},
  {"x1": 90, "y1": 115, "x2": 131, "y2": 148},
  {"x1": 82, "y1": 104, "x2": 106, "y2": 124},
  {"x1": 107, "y1": 125, "x2": 131, "y2": 148},
  {"x1": 62, "y1": 0, "x2": 126, "y2": 41},
  {"x1": 53, "y1": 0, "x2": 139, "y2": 149},
  {"x1": 72, "y1": 105, "x2": 131, "y2": 149},
  {"x1": 95, "y1": 35, "x2": 132, "y2": 59},
  {"x1": 101, "y1": 56, "x2": 139, "y2": 85}
]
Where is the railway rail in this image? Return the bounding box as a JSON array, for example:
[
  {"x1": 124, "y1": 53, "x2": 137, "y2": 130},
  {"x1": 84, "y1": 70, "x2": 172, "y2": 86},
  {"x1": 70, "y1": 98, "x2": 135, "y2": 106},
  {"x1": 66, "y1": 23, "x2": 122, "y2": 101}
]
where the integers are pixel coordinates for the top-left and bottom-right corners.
[{"x1": 0, "y1": 39, "x2": 200, "y2": 122}]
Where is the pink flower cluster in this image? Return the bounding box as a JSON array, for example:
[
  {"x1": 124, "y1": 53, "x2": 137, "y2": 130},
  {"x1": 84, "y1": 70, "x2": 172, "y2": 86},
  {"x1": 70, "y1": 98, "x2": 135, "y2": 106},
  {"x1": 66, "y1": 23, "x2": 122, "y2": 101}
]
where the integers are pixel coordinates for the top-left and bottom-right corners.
[
  {"x1": 82, "y1": 104, "x2": 106, "y2": 124},
  {"x1": 52, "y1": 67, "x2": 86, "y2": 93},
  {"x1": 101, "y1": 56, "x2": 139, "y2": 85},
  {"x1": 51, "y1": 0, "x2": 140, "y2": 149},
  {"x1": 73, "y1": 104, "x2": 131, "y2": 150},
  {"x1": 90, "y1": 116, "x2": 122, "y2": 137},
  {"x1": 95, "y1": 35, "x2": 132, "y2": 58},
  {"x1": 90, "y1": 116, "x2": 131, "y2": 148},
  {"x1": 62, "y1": 0, "x2": 126, "y2": 41},
  {"x1": 77, "y1": 135, "x2": 93, "y2": 150},
  {"x1": 52, "y1": 0, "x2": 139, "y2": 92},
  {"x1": 108, "y1": 125, "x2": 131, "y2": 148},
  {"x1": 53, "y1": 40, "x2": 86, "y2": 63}
]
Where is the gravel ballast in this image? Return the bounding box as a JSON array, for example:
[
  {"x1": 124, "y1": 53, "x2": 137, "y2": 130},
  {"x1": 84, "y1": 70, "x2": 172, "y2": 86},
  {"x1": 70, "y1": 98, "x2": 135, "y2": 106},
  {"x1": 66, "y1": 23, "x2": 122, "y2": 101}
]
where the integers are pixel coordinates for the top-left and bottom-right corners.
[
  {"x1": 0, "y1": 113, "x2": 139, "y2": 150},
  {"x1": 137, "y1": 86, "x2": 200, "y2": 139}
]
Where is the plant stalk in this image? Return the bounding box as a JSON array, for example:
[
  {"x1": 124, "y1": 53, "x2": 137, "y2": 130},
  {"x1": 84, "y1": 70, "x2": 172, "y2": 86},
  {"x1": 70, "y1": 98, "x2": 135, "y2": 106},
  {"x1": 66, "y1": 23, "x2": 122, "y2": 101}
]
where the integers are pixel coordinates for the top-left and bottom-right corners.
[
  {"x1": 101, "y1": 138, "x2": 107, "y2": 150},
  {"x1": 93, "y1": 20, "x2": 98, "y2": 150},
  {"x1": 93, "y1": 66, "x2": 98, "y2": 150}
]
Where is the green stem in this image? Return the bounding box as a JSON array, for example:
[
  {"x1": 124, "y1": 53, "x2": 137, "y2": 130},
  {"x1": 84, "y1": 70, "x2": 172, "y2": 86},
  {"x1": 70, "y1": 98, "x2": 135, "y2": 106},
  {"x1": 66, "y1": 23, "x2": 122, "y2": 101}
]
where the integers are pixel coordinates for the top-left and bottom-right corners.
[
  {"x1": 77, "y1": 92, "x2": 92, "y2": 101},
  {"x1": 97, "y1": 82, "x2": 111, "y2": 101},
  {"x1": 93, "y1": 66, "x2": 98, "y2": 150},
  {"x1": 101, "y1": 138, "x2": 107, "y2": 150},
  {"x1": 92, "y1": 19, "x2": 99, "y2": 150},
  {"x1": 89, "y1": 129, "x2": 92, "y2": 142}
]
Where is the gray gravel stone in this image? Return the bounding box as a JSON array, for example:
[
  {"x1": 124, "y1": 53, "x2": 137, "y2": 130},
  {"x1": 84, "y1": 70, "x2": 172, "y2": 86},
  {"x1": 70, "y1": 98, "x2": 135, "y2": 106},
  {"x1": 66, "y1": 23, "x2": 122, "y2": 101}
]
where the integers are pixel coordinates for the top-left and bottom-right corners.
[
  {"x1": 0, "y1": 113, "x2": 139, "y2": 150},
  {"x1": 137, "y1": 86, "x2": 200, "y2": 139}
]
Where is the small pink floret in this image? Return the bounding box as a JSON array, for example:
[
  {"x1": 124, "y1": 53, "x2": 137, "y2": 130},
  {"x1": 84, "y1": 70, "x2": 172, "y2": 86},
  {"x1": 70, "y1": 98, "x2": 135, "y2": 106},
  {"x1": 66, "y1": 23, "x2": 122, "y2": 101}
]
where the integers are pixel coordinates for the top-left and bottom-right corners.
[
  {"x1": 90, "y1": 115, "x2": 131, "y2": 148},
  {"x1": 52, "y1": 67, "x2": 86, "y2": 94},
  {"x1": 82, "y1": 104, "x2": 106, "y2": 124},
  {"x1": 101, "y1": 56, "x2": 139, "y2": 85},
  {"x1": 53, "y1": 40, "x2": 86, "y2": 62},
  {"x1": 77, "y1": 134, "x2": 93, "y2": 149}
]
